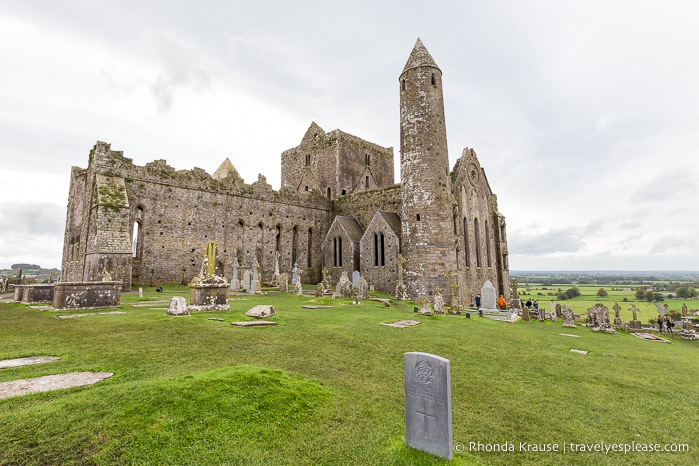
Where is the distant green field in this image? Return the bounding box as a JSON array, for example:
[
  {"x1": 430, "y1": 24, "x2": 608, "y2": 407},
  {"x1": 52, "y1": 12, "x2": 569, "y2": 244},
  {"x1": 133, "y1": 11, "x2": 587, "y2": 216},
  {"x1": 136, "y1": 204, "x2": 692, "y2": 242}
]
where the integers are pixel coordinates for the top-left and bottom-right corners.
[{"x1": 1, "y1": 286, "x2": 697, "y2": 465}]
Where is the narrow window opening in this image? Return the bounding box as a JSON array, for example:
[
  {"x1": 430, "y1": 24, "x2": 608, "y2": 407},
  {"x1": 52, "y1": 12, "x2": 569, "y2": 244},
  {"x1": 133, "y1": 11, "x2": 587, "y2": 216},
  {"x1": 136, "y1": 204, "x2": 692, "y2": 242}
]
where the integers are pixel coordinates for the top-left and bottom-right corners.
[
  {"x1": 304, "y1": 186, "x2": 309, "y2": 192},
  {"x1": 485, "y1": 220, "x2": 492, "y2": 268},
  {"x1": 341, "y1": 189, "x2": 346, "y2": 196},
  {"x1": 431, "y1": 73, "x2": 436, "y2": 85},
  {"x1": 333, "y1": 237, "x2": 338, "y2": 267},
  {"x1": 463, "y1": 218, "x2": 470, "y2": 267},
  {"x1": 307, "y1": 228, "x2": 313, "y2": 267},
  {"x1": 338, "y1": 237, "x2": 343, "y2": 265},
  {"x1": 305, "y1": 154, "x2": 311, "y2": 166},
  {"x1": 365, "y1": 176, "x2": 369, "y2": 188},
  {"x1": 401, "y1": 79, "x2": 406, "y2": 91},
  {"x1": 416, "y1": 213, "x2": 421, "y2": 221},
  {"x1": 292, "y1": 226, "x2": 298, "y2": 264},
  {"x1": 132, "y1": 221, "x2": 140, "y2": 258},
  {"x1": 474, "y1": 218, "x2": 482, "y2": 268},
  {"x1": 373, "y1": 233, "x2": 379, "y2": 266},
  {"x1": 380, "y1": 233, "x2": 385, "y2": 266},
  {"x1": 326, "y1": 187, "x2": 331, "y2": 199},
  {"x1": 365, "y1": 153, "x2": 371, "y2": 166}
]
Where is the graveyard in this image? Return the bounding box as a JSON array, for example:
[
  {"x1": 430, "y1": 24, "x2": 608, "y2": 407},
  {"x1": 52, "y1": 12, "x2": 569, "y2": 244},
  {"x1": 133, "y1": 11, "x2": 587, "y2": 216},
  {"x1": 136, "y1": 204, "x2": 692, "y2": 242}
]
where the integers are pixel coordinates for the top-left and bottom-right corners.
[{"x1": 1, "y1": 284, "x2": 697, "y2": 465}]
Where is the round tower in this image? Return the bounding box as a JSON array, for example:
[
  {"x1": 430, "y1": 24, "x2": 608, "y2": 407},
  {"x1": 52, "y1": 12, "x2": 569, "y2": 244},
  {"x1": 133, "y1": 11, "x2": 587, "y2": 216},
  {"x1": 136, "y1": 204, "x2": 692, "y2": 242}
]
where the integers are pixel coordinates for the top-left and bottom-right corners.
[{"x1": 399, "y1": 38, "x2": 458, "y2": 299}]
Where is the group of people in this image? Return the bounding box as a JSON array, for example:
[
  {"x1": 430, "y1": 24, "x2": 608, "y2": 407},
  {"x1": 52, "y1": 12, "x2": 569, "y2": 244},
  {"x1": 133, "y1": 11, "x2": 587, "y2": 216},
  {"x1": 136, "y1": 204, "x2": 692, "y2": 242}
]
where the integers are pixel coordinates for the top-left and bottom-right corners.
[{"x1": 657, "y1": 315, "x2": 675, "y2": 334}]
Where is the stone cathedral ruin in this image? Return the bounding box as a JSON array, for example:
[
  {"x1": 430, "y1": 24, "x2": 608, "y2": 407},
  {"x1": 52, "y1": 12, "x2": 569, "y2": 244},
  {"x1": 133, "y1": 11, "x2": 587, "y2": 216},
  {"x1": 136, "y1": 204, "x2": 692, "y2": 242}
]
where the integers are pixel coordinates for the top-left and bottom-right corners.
[{"x1": 60, "y1": 39, "x2": 510, "y2": 305}]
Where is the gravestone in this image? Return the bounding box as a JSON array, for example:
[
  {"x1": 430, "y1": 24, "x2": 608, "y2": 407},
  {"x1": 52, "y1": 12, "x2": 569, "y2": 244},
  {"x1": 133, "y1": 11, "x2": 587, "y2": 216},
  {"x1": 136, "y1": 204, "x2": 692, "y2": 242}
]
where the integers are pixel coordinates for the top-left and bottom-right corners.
[
  {"x1": 245, "y1": 305, "x2": 276, "y2": 319},
  {"x1": 628, "y1": 305, "x2": 642, "y2": 333},
  {"x1": 404, "y1": 352, "x2": 452, "y2": 460},
  {"x1": 357, "y1": 277, "x2": 368, "y2": 301},
  {"x1": 291, "y1": 262, "x2": 298, "y2": 285},
  {"x1": 352, "y1": 271, "x2": 360, "y2": 289},
  {"x1": 138, "y1": 287, "x2": 143, "y2": 299},
  {"x1": 272, "y1": 251, "x2": 280, "y2": 286},
  {"x1": 315, "y1": 282, "x2": 324, "y2": 298},
  {"x1": 166, "y1": 296, "x2": 189, "y2": 316},
  {"x1": 242, "y1": 271, "x2": 251, "y2": 292},
  {"x1": 419, "y1": 296, "x2": 432, "y2": 315},
  {"x1": 682, "y1": 303, "x2": 688, "y2": 317},
  {"x1": 279, "y1": 273, "x2": 288, "y2": 293},
  {"x1": 433, "y1": 288, "x2": 445, "y2": 315},
  {"x1": 613, "y1": 302, "x2": 623, "y2": 327},
  {"x1": 231, "y1": 259, "x2": 240, "y2": 291},
  {"x1": 294, "y1": 271, "x2": 303, "y2": 296},
  {"x1": 562, "y1": 305, "x2": 576, "y2": 328},
  {"x1": 480, "y1": 280, "x2": 496, "y2": 310}
]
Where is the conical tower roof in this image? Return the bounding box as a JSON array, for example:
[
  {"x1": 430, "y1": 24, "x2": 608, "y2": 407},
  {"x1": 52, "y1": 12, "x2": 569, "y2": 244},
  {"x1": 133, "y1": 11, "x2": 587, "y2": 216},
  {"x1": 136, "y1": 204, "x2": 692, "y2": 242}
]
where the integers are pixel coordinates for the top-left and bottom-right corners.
[
  {"x1": 402, "y1": 38, "x2": 440, "y2": 74},
  {"x1": 212, "y1": 157, "x2": 240, "y2": 180}
]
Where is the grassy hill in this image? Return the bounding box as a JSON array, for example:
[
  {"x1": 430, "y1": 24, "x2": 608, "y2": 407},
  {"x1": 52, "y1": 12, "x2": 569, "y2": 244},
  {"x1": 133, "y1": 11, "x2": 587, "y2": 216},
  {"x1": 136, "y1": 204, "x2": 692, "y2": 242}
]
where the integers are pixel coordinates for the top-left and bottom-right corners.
[{"x1": 1, "y1": 287, "x2": 697, "y2": 465}]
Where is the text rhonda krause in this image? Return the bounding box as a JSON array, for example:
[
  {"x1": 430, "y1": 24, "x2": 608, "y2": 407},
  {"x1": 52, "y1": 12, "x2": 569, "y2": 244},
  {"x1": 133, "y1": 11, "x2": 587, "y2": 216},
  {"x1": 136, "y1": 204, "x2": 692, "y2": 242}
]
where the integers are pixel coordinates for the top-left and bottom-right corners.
[{"x1": 464, "y1": 441, "x2": 689, "y2": 454}]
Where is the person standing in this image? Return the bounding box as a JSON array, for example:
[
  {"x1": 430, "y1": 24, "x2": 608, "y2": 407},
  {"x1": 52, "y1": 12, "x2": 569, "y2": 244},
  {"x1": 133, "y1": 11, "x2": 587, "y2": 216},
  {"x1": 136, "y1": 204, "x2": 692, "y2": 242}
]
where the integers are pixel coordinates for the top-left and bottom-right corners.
[
  {"x1": 657, "y1": 315, "x2": 664, "y2": 333},
  {"x1": 665, "y1": 315, "x2": 674, "y2": 334}
]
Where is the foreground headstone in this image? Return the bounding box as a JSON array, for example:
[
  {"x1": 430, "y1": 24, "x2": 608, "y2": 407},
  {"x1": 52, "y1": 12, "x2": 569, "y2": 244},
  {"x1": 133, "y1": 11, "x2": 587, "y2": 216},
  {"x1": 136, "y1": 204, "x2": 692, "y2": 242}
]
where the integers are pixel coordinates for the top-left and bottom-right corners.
[{"x1": 404, "y1": 352, "x2": 452, "y2": 460}]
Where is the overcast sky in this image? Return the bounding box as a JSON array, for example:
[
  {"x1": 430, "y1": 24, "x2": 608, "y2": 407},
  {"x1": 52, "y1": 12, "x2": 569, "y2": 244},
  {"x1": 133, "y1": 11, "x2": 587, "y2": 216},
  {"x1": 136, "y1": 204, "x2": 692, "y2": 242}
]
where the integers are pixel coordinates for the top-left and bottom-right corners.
[{"x1": 1, "y1": 0, "x2": 697, "y2": 271}]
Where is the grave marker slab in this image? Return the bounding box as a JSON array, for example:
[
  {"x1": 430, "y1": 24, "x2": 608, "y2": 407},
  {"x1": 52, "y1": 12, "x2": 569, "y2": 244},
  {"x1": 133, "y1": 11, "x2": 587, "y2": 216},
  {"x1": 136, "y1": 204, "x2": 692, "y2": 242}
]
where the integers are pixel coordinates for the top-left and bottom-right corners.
[
  {"x1": 480, "y1": 280, "x2": 496, "y2": 310},
  {"x1": 404, "y1": 352, "x2": 452, "y2": 460}
]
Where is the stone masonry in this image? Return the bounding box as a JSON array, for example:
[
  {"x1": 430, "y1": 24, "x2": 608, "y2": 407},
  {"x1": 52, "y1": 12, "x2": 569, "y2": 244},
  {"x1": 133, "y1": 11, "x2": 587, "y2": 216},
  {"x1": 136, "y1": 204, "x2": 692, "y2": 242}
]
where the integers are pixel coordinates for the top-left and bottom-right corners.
[{"x1": 60, "y1": 39, "x2": 509, "y2": 303}]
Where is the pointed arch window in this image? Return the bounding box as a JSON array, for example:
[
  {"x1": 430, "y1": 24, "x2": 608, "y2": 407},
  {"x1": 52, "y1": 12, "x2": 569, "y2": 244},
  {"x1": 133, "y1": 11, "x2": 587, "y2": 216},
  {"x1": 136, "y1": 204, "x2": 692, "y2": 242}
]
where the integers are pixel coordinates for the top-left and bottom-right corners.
[
  {"x1": 485, "y1": 220, "x2": 492, "y2": 268},
  {"x1": 307, "y1": 228, "x2": 313, "y2": 267},
  {"x1": 463, "y1": 217, "x2": 470, "y2": 268},
  {"x1": 474, "y1": 217, "x2": 482, "y2": 268}
]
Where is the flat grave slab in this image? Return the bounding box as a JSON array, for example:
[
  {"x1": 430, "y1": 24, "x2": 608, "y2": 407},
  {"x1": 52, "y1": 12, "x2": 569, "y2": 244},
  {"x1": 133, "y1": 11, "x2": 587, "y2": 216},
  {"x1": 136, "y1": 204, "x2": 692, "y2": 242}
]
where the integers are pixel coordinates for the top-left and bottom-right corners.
[
  {"x1": 0, "y1": 372, "x2": 114, "y2": 399},
  {"x1": 560, "y1": 333, "x2": 580, "y2": 338},
  {"x1": 632, "y1": 333, "x2": 671, "y2": 343},
  {"x1": 301, "y1": 305, "x2": 335, "y2": 309},
  {"x1": 569, "y1": 349, "x2": 589, "y2": 355},
  {"x1": 0, "y1": 356, "x2": 60, "y2": 370},
  {"x1": 382, "y1": 320, "x2": 422, "y2": 328},
  {"x1": 230, "y1": 321, "x2": 278, "y2": 327},
  {"x1": 56, "y1": 311, "x2": 127, "y2": 319}
]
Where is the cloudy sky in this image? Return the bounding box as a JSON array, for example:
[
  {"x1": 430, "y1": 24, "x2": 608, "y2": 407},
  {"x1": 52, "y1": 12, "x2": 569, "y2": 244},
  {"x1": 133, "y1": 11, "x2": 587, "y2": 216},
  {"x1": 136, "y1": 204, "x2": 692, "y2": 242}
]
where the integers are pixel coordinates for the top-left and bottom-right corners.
[{"x1": 1, "y1": 0, "x2": 697, "y2": 271}]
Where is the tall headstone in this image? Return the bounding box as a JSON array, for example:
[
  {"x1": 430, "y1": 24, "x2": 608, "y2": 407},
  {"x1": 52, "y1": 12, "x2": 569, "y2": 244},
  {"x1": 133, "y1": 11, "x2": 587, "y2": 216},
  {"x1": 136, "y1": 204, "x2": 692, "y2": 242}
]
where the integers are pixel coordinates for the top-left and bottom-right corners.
[
  {"x1": 231, "y1": 258, "x2": 240, "y2": 291},
  {"x1": 562, "y1": 305, "x2": 576, "y2": 328},
  {"x1": 272, "y1": 251, "x2": 280, "y2": 286},
  {"x1": 138, "y1": 287, "x2": 143, "y2": 299},
  {"x1": 291, "y1": 262, "x2": 299, "y2": 285},
  {"x1": 352, "y1": 271, "x2": 360, "y2": 289},
  {"x1": 480, "y1": 280, "x2": 497, "y2": 310},
  {"x1": 404, "y1": 352, "x2": 452, "y2": 460},
  {"x1": 242, "y1": 270, "x2": 251, "y2": 292}
]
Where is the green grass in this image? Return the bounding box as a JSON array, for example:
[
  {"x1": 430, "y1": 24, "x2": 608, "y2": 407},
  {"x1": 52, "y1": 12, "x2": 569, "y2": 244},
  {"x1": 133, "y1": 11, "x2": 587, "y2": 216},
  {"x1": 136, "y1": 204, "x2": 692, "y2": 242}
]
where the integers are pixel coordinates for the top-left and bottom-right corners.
[{"x1": 1, "y1": 286, "x2": 698, "y2": 465}]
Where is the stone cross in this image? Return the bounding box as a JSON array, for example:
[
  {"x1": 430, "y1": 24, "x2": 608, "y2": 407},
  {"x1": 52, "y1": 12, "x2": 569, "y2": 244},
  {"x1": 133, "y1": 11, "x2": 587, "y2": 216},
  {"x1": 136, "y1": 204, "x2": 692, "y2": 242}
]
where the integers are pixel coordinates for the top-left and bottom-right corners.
[
  {"x1": 404, "y1": 352, "x2": 452, "y2": 460},
  {"x1": 629, "y1": 305, "x2": 638, "y2": 321}
]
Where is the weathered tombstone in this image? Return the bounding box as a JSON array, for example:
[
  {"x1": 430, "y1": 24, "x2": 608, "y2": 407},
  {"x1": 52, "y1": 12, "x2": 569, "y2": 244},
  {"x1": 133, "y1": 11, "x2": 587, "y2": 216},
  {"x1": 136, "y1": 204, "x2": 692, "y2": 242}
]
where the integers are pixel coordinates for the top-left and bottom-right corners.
[
  {"x1": 166, "y1": 296, "x2": 189, "y2": 316},
  {"x1": 628, "y1": 305, "x2": 642, "y2": 333},
  {"x1": 357, "y1": 277, "x2": 368, "y2": 301},
  {"x1": 352, "y1": 271, "x2": 360, "y2": 289},
  {"x1": 242, "y1": 271, "x2": 251, "y2": 292},
  {"x1": 279, "y1": 273, "x2": 289, "y2": 293},
  {"x1": 480, "y1": 280, "x2": 496, "y2": 310},
  {"x1": 562, "y1": 305, "x2": 576, "y2": 328},
  {"x1": 395, "y1": 254, "x2": 408, "y2": 300},
  {"x1": 419, "y1": 296, "x2": 432, "y2": 315},
  {"x1": 433, "y1": 287, "x2": 445, "y2": 315},
  {"x1": 252, "y1": 258, "x2": 260, "y2": 284},
  {"x1": 231, "y1": 258, "x2": 240, "y2": 291},
  {"x1": 340, "y1": 271, "x2": 353, "y2": 298},
  {"x1": 291, "y1": 262, "x2": 298, "y2": 285},
  {"x1": 16, "y1": 268, "x2": 23, "y2": 286},
  {"x1": 555, "y1": 302, "x2": 562, "y2": 317},
  {"x1": 404, "y1": 352, "x2": 452, "y2": 460},
  {"x1": 245, "y1": 305, "x2": 276, "y2": 319},
  {"x1": 682, "y1": 303, "x2": 688, "y2": 317},
  {"x1": 272, "y1": 251, "x2": 280, "y2": 286},
  {"x1": 315, "y1": 282, "x2": 324, "y2": 298},
  {"x1": 613, "y1": 302, "x2": 623, "y2": 327},
  {"x1": 138, "y1": 287, "x2": 143, "y2": 299},
  {"x1": 294, "y1": 271, "x2": 303, "y2": 296}
]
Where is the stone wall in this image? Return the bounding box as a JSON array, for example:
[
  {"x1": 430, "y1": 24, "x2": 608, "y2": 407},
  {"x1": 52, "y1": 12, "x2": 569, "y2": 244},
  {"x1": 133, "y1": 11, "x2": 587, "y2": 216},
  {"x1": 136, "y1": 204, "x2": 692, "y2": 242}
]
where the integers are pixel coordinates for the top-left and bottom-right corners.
[{"x1": 281, "y1": 122, "x2": 394, "y2": 200}]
